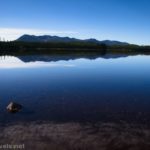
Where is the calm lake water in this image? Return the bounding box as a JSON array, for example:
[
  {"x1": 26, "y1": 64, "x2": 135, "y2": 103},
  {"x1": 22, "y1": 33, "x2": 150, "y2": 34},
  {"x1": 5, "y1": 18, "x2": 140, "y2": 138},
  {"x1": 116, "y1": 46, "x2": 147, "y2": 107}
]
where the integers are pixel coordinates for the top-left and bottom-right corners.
[{"x1": 0, "y1": 54, "x2": 150, "y2": 124}]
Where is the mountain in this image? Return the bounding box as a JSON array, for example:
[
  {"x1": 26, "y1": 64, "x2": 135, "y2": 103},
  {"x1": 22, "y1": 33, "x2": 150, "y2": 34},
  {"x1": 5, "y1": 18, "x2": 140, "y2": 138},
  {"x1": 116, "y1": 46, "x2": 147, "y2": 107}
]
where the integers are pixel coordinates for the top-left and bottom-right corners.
[
  {"x1": 17, "y1": 35, "x2": 80, "y2": 43},
  {"x1": 17, "y1": 34, "x2": 129, "y2": 46}
]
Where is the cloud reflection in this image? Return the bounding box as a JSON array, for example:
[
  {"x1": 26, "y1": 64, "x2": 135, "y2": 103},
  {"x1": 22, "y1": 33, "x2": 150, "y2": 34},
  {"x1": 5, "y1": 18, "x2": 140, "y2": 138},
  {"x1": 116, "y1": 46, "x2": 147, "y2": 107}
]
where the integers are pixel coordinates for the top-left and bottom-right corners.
[{"x1": 0, "y1": 56, "x2": 75, "y2": 69}]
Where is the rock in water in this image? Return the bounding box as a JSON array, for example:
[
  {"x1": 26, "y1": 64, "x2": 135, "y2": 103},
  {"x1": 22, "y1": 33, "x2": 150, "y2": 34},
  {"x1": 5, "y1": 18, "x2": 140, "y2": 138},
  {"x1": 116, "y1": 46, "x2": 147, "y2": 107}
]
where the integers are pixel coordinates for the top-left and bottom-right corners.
[{"x1": 7, "y1": 102, "x2": 22, "y2": 113}]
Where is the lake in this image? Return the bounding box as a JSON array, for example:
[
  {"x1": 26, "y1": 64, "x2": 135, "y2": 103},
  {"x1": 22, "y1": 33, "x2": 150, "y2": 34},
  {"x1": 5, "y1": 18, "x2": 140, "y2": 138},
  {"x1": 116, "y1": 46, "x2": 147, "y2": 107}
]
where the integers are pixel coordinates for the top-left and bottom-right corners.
[{"x1": 0, "y1": 54, "x2": 150, "y2": 124}]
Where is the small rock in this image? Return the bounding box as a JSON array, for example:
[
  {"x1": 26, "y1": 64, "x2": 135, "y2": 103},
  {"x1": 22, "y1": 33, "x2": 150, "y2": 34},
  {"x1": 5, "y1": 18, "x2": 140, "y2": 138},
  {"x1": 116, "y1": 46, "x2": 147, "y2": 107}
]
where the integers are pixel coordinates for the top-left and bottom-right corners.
[{"x1": 7, "y1": 102, "x2": 22, "y2": 113}]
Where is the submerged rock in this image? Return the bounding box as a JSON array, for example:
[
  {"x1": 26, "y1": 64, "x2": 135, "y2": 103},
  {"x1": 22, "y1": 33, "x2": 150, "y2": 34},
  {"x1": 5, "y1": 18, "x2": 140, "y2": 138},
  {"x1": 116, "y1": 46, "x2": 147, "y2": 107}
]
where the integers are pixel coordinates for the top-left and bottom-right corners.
[{"x1": 7, "y1": 102, "x2": 22, "y2": 113}]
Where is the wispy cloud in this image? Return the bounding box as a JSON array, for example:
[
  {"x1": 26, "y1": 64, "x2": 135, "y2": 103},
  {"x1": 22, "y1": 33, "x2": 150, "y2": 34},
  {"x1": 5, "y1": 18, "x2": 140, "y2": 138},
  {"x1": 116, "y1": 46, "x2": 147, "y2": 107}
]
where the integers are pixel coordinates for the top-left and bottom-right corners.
[{"x1": 0, "y1": 28, "x2": 78, "y2": 41}]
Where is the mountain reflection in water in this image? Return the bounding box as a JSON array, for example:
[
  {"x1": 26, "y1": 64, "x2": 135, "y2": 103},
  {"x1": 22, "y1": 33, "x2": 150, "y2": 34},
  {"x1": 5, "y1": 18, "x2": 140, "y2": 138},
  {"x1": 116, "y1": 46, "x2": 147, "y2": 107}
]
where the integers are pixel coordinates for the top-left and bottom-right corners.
[
  {"x1": 0, "y1": 54, "x2": 150, "y2": 124},
  {"x1": 0, "y1": 56, "x2": 75, "y2": 69}
]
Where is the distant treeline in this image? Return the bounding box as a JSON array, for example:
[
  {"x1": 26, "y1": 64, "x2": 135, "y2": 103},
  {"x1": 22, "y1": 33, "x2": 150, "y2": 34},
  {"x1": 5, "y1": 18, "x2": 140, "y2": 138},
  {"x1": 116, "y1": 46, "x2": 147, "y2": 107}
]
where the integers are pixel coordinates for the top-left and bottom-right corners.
[
  {"x1": 108, "y1": 44, "x2": 150, "y2": 53},
  {"x1": 0, "y1": 41, "x2": 150, "y2": 54},
  {"x1": 0, "y1": 41, "x2": 107, "y2": 50}
]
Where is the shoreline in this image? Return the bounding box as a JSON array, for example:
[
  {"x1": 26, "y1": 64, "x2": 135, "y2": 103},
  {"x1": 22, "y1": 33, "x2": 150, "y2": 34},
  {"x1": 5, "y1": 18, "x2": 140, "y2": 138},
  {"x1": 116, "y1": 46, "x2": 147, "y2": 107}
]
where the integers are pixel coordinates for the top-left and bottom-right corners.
[{"x1": 0, "y1": 121, "x2": 150, "y2": 150}]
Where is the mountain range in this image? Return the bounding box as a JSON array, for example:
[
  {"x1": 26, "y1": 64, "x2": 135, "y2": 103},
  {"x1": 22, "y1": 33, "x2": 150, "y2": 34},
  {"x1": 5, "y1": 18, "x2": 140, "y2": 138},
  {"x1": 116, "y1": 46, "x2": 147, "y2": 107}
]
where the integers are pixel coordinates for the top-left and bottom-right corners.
[{"x1": 17, "y1": 35, "x2": 129, "y2": 46}]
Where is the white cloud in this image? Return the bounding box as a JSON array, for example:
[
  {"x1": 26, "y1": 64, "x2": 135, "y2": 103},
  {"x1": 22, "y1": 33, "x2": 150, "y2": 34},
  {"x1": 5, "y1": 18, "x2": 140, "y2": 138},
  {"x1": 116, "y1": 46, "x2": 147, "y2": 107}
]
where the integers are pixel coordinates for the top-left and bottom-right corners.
[{"x1": 0, "y1": 28, "x2": 78, "y2": 41}]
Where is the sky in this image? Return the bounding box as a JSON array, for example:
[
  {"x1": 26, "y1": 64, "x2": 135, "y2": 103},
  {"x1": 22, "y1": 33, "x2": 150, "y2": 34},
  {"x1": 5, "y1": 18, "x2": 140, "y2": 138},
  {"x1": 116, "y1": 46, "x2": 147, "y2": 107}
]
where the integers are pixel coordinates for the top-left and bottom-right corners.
[{"x1": 0, "y1": 0, "x2": 150, "y2": 45}]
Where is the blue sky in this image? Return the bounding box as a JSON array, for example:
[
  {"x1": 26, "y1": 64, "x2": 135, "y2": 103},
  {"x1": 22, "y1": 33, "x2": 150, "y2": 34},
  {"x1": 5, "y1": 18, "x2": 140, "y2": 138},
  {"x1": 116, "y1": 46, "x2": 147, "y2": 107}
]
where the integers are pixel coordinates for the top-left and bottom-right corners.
[{"x1": 0, "y1": 0, "x2": 150, "y2": 45}]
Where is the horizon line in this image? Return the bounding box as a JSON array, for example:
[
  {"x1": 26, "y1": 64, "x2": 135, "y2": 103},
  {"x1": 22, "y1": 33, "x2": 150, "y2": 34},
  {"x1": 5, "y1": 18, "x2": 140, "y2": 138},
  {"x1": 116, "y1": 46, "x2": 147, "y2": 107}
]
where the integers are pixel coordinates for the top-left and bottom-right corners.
[{"x1": 0, "y1": 27, "x2": 149, "y2": 46}]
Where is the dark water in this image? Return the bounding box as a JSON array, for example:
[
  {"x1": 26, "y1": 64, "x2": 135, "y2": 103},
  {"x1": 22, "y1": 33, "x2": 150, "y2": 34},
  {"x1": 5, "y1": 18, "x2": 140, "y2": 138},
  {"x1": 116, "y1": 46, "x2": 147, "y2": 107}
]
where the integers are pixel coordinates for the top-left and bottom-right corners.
[{"x1": 0, "y1": 54, "x2": 150, "y2": 124}]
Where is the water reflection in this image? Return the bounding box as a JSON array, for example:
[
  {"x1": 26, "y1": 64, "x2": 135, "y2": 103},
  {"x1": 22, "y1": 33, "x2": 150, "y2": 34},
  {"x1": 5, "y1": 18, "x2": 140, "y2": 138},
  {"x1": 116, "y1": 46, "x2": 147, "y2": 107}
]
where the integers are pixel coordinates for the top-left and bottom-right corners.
[
  {"x1": 0, "y1": 53, "x2": 132, "y2": 69},
  {"x1": 0, "y1": 56, "x2": 75, "y2": 68},
  {"x1": 0, "y1": 54, "x2": 150, "y2": 124}
]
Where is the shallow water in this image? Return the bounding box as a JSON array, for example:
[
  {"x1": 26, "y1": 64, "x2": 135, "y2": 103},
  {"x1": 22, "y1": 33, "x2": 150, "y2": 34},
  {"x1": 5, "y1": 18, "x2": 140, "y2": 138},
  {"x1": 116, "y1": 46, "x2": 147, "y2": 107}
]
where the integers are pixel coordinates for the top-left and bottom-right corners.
[{"x1": 0, "y1": 54, "x2": 150, "y2": 124}]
